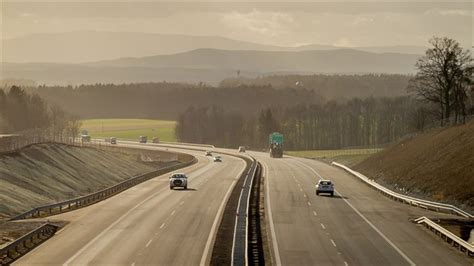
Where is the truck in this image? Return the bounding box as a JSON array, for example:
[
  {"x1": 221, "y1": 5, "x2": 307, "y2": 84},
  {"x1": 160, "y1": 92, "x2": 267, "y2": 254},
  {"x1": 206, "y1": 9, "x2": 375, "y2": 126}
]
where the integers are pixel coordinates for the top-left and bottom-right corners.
[{"x1": 269, "y1": 132, "x2": 283, "y2": 158}]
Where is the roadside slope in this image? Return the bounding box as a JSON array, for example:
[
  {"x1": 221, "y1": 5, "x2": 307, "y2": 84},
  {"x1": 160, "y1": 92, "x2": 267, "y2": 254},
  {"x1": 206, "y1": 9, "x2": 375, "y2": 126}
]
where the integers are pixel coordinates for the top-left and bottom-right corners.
[
  {"x1": 354, "y1": 120, "x2": 474, "y2": 210},
  {"x1": 0, "y1": 144, "x2": 170, "y2": 217}
]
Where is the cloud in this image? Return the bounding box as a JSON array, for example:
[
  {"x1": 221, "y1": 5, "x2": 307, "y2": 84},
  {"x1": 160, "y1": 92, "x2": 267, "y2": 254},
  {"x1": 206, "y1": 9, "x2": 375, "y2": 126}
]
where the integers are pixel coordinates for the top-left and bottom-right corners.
[
  {"x1": 221, "y1": 9, "x2": 294, "y2": 37},
  {"x1": 425, "y1": 9, "x2": 471, "y2": 16},
  {"x1": 352, "y1": 16, "x2": 374, "y2": 26},
  {"x1": 20, "y1": 12, "x2": 34, "y2": 17}
]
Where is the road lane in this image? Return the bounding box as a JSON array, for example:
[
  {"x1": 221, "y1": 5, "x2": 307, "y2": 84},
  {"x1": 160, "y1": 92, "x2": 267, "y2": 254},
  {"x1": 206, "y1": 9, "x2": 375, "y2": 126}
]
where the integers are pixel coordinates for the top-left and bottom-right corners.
[
  {"x1": 253, "y1": 151, "x2": 471, "y2": 266},
  {"x1": 16, "y1": 146, "x2": 246, "y2": 265}
]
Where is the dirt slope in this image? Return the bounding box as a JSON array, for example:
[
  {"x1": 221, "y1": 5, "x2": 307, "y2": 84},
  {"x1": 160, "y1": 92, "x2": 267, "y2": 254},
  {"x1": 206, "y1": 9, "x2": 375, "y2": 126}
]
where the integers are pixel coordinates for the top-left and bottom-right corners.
[
  {"x1": 355, "y1": 120, "x2": 474, "y2": 210},
  {"x1": 0, "y1": 144, "x2": 165, "y2": 217}
]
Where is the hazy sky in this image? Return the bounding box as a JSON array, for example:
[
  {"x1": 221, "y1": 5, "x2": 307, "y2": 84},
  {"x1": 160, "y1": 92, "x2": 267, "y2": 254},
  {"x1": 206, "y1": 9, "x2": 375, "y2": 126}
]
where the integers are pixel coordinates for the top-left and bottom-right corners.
[{"x1": 1, "y1": 1, "x2": 472, "y2": 48}]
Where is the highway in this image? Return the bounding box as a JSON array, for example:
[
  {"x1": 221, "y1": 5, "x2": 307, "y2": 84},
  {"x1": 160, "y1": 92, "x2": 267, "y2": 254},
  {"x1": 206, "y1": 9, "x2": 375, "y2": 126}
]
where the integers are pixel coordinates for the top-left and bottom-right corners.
[
  {"x1": 15, "y1": 143, "x2": 472, "y2": 265},
  {"x1": 252, "y1": 151, "x2": 471, "y2": 265},
  {"x1": 16, "y1": 144, "x2": 246, "y2": 265}
]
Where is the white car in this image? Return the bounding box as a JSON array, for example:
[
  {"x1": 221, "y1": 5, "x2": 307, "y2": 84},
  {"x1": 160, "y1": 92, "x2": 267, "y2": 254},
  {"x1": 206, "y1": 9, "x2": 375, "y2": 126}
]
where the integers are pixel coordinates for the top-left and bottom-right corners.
[
  {"x1": 238, "y1": 146, "x2": 246, "y2": 153},
  {"x1": 316, "y1": 179, "x2": 334, "y2": 196},
  {"x1": 213, "y1": 156, "x2": 222, "y2": 162},
  {"x1": 170, "y1": 173, "x2": 188, "y2": 190}
]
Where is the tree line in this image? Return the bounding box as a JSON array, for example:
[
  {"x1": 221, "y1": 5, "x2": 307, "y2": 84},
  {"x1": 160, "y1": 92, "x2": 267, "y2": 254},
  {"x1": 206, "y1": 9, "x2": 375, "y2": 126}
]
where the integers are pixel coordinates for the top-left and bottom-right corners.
[
  {"x1": 0, "y1": 86, "x2": 80, "y2": 138},
  {"x1": 175, "y1": 97, "x2": 422, "y2": 150},
  {"x1": 31, "y1": 83, "x2": 323, "y2": 120},
  {"x1": 220, "y1": 73, "x2": 412, "y2": 100}
]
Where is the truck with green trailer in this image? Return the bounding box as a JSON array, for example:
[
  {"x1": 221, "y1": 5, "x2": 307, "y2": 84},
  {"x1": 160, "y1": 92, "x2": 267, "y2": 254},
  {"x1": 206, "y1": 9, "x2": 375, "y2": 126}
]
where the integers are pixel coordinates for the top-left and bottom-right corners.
[{"x1": 269, "y1": 132, "x2": 283, "y2": 158}]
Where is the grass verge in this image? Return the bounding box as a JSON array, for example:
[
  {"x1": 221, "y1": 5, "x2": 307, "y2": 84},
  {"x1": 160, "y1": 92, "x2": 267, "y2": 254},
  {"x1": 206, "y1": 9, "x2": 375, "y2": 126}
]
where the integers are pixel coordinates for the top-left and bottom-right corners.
[{"x1": 286, "y1": 148, "x2": 383, "y2": 166}]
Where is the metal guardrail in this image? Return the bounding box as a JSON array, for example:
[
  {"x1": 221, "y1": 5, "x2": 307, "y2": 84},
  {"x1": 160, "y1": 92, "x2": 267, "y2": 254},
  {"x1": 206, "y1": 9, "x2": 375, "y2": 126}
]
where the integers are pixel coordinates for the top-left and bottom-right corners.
[
  {"x1": 11, "y1": 158, "x2": 198, "y2": 220},
  {"x1": 331, "y1": 162, "x2": 474, "y2": 218},
  {"x1": 158, "y1": 141, "x2": 216, "y2": 149},
  {"x1": 0, "y1": 223, "x2": 59, "y2": 265},
  {"x1": 414, "y1": 216, "x2": 474, "y2": 257},
  {"x1": 232, "y1": 155, "x2": 259, "y2": 266}
]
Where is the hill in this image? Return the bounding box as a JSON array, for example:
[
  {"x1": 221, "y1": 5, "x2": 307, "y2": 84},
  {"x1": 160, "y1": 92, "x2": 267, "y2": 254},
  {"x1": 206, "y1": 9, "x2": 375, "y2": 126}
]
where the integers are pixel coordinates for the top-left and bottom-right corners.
[
  {"x1": 354, "y1": 120, "x2": 474, "y2": 210},
  {"x1": 91, "y1": 48, "x2": 419, "y2": 73},
  {"x1": 2, "y1": 31, "x2": 426, "y2": 63},
  {"x1": 3, "y1": 49, "x2": 420, "y2": 85},
  {"x1": 2, "y1": 31, "x2": 282, "y2": 63}
]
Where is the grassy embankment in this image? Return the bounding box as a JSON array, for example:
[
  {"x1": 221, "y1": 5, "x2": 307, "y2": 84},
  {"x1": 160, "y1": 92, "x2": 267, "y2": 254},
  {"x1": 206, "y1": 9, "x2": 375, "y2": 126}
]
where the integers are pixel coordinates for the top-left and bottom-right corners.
[
  {"x1": 286, "y1": 148, "x2": 383, "y2": 166},
  {"x1": 355, "y1": 120, "x2": 474, "y2": 210},
  {"x1": 80, "y1": 119, "x2": 176, "y2": 142}
]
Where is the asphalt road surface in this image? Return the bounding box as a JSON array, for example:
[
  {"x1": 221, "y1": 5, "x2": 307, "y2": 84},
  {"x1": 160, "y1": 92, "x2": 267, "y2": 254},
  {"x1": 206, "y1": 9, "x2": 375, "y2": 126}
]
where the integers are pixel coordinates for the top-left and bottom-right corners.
[
  {"x1": 252, "y1": 151, "x2": 471, "y2": 266},
  {"x1": 17, "y1": 144, "x2": 246, "y2": 265},
  {"x1": 15, "y1": 143, "x2": 472, "y2": 265}
]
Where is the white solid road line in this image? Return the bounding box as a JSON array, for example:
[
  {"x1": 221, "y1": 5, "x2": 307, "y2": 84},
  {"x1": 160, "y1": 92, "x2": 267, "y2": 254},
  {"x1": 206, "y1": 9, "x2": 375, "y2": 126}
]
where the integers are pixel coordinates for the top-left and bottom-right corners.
[
  {"x1": 293, "y1": 158, "x2": 416, "y2": 266},
  {"x1": 261, "y1": 160, "x2": 282, "y2": 266},
  {"x1": 199, "y1": 160, "x2": 246, "y2": 266}
]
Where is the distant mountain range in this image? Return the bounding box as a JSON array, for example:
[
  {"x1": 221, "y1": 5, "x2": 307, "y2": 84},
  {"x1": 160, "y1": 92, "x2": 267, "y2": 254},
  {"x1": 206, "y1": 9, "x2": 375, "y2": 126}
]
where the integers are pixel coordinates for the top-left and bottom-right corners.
[
  {"x1": 2, "y1": 48, "x2": 420, "y2": 85},
  {"x1": 2, "y1": 31, "x2": 427, "y2": 63}
]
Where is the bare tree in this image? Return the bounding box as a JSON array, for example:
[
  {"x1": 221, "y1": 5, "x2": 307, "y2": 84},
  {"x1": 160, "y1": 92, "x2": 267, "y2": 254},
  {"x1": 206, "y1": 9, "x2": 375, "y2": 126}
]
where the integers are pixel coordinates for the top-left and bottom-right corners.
[{"x1": 408, "y1": 37, "x2": 472, "y2": 125}]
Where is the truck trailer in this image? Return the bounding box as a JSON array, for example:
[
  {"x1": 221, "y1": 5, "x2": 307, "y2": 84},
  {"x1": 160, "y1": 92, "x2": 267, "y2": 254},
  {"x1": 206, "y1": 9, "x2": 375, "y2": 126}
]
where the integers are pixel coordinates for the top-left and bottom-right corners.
[{"x1": 269, "y1": 132, "x2": 283, "y2": 158}]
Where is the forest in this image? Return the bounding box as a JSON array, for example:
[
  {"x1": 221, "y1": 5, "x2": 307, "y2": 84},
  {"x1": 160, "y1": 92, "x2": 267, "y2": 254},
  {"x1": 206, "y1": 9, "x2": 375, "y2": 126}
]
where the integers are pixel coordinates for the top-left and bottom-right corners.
[
  {"x1": 175, "y1": 97, "x2": 424, "y2": 150},
  {"x1": 27, "y1": 74, "x2": 414, "y2": 120},
  {"x1": 0, "y1": 86, "x2": 79, "y2": 137},
  {"x1": 220, "y1": 74, "x2": 412, "y2": 100}
]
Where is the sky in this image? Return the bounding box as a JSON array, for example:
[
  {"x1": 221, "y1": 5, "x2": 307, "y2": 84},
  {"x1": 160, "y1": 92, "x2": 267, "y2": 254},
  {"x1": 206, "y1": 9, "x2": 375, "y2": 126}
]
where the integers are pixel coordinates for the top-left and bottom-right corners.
[{"x1": 1, "y1": 1, "x2": 472, "y2": 48}]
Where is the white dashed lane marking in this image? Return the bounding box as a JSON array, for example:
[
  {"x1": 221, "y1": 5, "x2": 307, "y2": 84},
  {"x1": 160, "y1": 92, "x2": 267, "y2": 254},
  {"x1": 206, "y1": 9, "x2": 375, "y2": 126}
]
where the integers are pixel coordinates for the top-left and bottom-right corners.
[{"x1": 145, "y1": 239, "x2": 153, "y2": 248}]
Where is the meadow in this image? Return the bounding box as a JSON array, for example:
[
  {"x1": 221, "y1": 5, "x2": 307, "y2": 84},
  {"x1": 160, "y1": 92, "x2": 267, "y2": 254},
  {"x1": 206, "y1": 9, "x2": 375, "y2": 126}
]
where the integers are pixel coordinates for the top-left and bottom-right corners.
[{"x1": 80, "y1": 119, "x2": 177, "y2": 142}]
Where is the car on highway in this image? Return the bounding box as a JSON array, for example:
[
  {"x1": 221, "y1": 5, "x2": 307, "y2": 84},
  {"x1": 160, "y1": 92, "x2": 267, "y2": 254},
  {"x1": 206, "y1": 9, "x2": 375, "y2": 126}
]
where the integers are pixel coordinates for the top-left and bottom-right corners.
[
  {"x1": 110, "y1": 137, "x2": 117, "y2": 144},
  {"x1": 170, "y1": 173, "x2": 188, "y2": 190},
  {"x1": 238, "y1": 146, "x2": 246, "y2": 152},
  {"x1": 316, "y1": 179, "x2": 334, "y2": 196},
  {"x1": 139, "y1": 136, "x2": 147, "y2": 143},
  {"x1": 205, "y1": 151, "x2": 213, "y2": 156},
  {"x1": 213, "y1": 155, "x2": 222, "y2": 162}
]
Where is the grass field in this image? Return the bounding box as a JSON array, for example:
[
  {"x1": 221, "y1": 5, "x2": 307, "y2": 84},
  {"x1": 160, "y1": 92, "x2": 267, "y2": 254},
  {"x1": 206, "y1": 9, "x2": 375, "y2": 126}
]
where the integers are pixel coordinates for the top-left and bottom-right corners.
[
  {"x1": 80, "y1": 119, "x2": 177, "y2": 142},
  {"x1": 286, "y1": 148, "x2": 383, "y2": 166}
]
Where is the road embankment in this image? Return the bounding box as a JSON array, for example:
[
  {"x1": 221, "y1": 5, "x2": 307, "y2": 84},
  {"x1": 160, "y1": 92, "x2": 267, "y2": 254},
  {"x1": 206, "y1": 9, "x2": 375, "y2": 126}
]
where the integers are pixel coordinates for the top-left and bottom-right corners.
[
  {"x1": 0, "y1": 143, "x2": 181, "y2": 218},
  {"x1": 354, "y1": 120, "x2": 474, "y2": 211}
]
